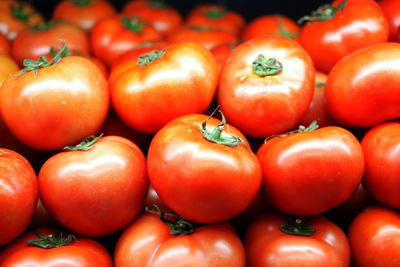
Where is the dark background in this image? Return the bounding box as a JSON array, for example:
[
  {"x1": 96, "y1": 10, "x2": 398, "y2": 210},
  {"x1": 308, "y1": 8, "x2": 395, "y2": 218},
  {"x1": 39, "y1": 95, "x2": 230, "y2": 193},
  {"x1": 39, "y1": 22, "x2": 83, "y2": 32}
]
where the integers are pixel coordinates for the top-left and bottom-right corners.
[{"x1": 24, "y1": 0, "x2": 328, "y2": 22}]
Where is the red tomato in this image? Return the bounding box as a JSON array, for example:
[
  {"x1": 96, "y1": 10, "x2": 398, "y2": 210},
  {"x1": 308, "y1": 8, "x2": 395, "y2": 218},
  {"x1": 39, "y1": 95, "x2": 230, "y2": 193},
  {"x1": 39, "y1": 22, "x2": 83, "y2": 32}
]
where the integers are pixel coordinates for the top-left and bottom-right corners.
[
  {"x1": 109, "y1": 42, "x2": 218, "y2": 134},
  {"x1": 53, "y1": 0, "x2": 116, "y2": 31},
  {"x1": 185, "y1": 4, "x2": 245, "y2": 36},
  {"x1": 114, "y1": 213, "x2": 246, "y2": 267},
  {"x1": 217, "y1": 34, "x2": 314, "y2": 138},
  {"x1": 244, "y1": 212, "x2": 350, "y2": 267},
  {"x1": 147, "y1": 113, "x2": 262, "y2": 223},
  {"x1": 242, "y1": 14, "x2": 300, "y2": 41},
  {"x1": 325, "y1": 42, "x2": 400, "y2": 127},
  {"x1": 0, "y1": 229, "x2": 113, "y2": 266},
  {"x1": 0, "y1": 45, "x2": 109, "y2": 151},
  {"x1": 0, "y1": 53, "x2": 18, "y2": 85},
  {"x1": 0, "y1": 0, "x2": 44, "y2": 40},
  {"x1": 379, "y1": 0, "x2": 400, "y2": 41},
  {"x1": 38, "y1": 135, "x2": 148, "y2": 237},
  {"x1": 12, "y1": 20, "x2": 90, "y2": 66},
  {"x1": 296, "y1": 70, "x2": 336, "y2": 128},
  {"x1": 0, "y1": 149, "x2": 38, "y2": 245},
  {"x1": 298, "y1": 0, "x2": 389, "y2": 73},
  {"x1": 210, "y1": 41, "x2": 241, "y2": 75},
  {"x1": 0, "y1": 33, "x2": 10, "y2": 55},
  {"x1": 167, "y1": 25, "x2": 238, "y2": 50},
  {"x1": 348, "y1": 205, "x2": 400, "y2": 267},
  {"x1": 122, "y1": 0, "x2": 183, "y2": 36},
  {"x1": 257, "y1": 126, "x2": 364, "y2": 216},
  {"x1": 91, "y1": 15, "x2": 163, "y2": 66},
  {"x1": 361, "y1": 122, "x2": 400, "y2": 209}
]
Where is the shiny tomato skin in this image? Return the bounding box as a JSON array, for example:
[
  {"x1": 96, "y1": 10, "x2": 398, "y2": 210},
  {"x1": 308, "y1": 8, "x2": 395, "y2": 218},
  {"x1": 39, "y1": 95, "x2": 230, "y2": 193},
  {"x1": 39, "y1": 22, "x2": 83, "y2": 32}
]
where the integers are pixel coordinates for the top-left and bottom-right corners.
[
  {"x1": 0, "y1": 228, "x2": 113, "y2": 266},
  {"x1": 217, "y1": 34, "x2": 315, "y2": 138},
  {"x1": 348, "y1": 205, "x2": 400, "y2": 267},
  {"x1": 0, "y1": 149, "x2": 38, "y2": 245},
  {"x1": 114, "y1": 213, "x2": 246, "y2": 267},
  {"x1": 0, "y1": 56, "x2": 109, "y2": 151},
  {"x1": 244, "y1": 212, "x2": 350, "y2": 267},
  {"x1": 325, "y1": 42, "x2": 400, "y2": 127},
  {"x1": 147, "y1": 114, "x2": 262, "y2": 223},
  {"x1": 110, "y1": 42, "x2": 218, "y2": 134},
  {"x1": 53, "y1": 0, "x2": 116, "y2": 31},
  {"x1": 299, "y1": 0, "x2": 389, "y2": 73},
  {"x1": 361, "y1": 122, "x2": 400, "y2": 209},
  {"x1": 257, "y1": 126, "x2": 364, "y2": 216},
  {"x1": 379, "y1": 0, "x2": 400, "y2": 41},
  {"x1": 38, "y1": 136, "x2": 148, "y2": 237}
]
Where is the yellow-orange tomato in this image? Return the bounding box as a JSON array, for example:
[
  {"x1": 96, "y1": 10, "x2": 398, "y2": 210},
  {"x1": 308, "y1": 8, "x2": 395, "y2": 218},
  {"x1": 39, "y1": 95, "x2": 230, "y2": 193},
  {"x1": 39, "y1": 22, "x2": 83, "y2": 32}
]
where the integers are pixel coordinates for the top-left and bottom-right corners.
[{"x1": 0, "y1": 53, "x2": 18, "y2": 85}]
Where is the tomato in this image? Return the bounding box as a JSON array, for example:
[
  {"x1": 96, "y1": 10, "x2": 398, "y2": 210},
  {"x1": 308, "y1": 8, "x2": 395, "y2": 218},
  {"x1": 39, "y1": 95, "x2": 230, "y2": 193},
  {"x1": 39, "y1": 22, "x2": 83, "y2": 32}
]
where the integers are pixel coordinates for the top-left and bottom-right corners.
[
  {"x1": 167, "y1": 25, "x2": 238, "y2": 50},
  {"x1": 296, "y1": 70, "x2": 336, "y2": 128},
  {"x1": 38, "y1": 135, "x2": 148, "y2": 237},
  {"x1": 298, "y1": 0, "x2": 389, "y2": 73},
  {"x1": 185, "y1": 4, "x2": 245, "y2": 36},
  {"x1": 53, "y1": 0, "x2": 116, "y2": 31},
  {"x1": 109, "y1": 42, "x2": 218, "y2": 134},
  {"x1": 144, "y1": 183, "x2": 171, "y2": 213},
  {"x1": 242, "y1": 14, "x2": 300, "y2": 41},
  {"x1": 244, "y1": 212, "x2": 350, "y2": 267},
  {"x1": 114, "y1": 212, "x2": 246, "y2": 267},
  {"x1": 325, "y1": 42, "x2": 400, "y2": 127},
  {"x1": 257, "y1": 125, "x2": 364, "y2": 216},
  {"x1": 0, "y1": 229, "x2": 113, "y2": 266},
  {"x1": 122, "y1": 0, "x2": 183, "y2": 37},
  {"x1": 210, "y1": 41, "x2": 241, "y2": 75},
  {"x1": 91, "y1": 15, "x2": 163, "y2": 66},
  {"x1": 361, "y1": 122, "x2": 400, "y2": 209},
  {"x1": 0, "y1": 149, "x2": 38, "y2": 246},
  {"x1": 0, "y1": 43, "x2": 109, "y2": 151},
  {"x1": 0, "y1": 53, "x2": 18, "y2": 85},
  {"x1": 0, "y1": 33, "x2": 10, "y2": 55},
  {"x1": 379, "y1": 0, "x2": 400, "y2": 41},
  {"x1": 147, "y1": 113, "x2": 262, "y2": 223},
  {"x1": 29, "y1": 198, "x2": 59, "y2": 229},
  {"x1": 348, "y1": 205, "x2": 400, "y2": 267},
  {"x1": 217, "y1": 34, "x2": 314, "y2": 138},
  {"x1": 0, "y1": 0, "x2": 44, "y2": 40}
]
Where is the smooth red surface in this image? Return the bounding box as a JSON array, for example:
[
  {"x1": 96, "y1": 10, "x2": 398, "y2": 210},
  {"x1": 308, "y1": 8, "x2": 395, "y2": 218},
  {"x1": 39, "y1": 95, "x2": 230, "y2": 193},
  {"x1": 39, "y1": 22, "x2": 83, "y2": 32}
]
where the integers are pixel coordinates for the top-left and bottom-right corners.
[{"x1": 379, "y1": 0, "x2": 400, "y2": 41}]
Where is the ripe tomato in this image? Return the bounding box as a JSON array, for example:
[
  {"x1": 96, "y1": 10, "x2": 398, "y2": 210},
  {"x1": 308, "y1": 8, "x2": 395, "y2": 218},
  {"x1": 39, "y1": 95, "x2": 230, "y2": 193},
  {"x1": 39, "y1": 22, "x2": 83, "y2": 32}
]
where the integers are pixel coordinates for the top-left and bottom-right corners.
[
  {"x1": 325, "y1": 42, "x2": 400, "y2": 127},
  {"x1": 0, "y1": 149, "x2": 38, "y2": 245},
  {"x1": 0, "y1": 229, "x2": 113, "y2": 266},
  {"x1": 114, "y1": 212, "x2": 246, "y2": 267},
  {"x1": 0, "y1": 33, "x2": 10, "y2": 55},
  {"x1": 298, "y1": 0, "x2": 389, "y2": 73},
  {"x1": 122, "y1": 0, "x2": 183, "y2": 37},
  {"x1": 0, "y1": 44, "x2": 109, "y2": 151},
  {"x1": 53, "y1": 0, "x2": 116, "y2": 31},
  {"x1": 0, "y1": 0, "x2": 44, "y2": 40},
  {"x1": 109, "y1": 42, "x2": 218, "y2": 134},
  {"x1": 242, "y1": 14, "x2": 300, "y2": 41},
  {"x1": 217, "y1": 34, "x2": 314, "y2": 138},
  {"x1": 379, "y1": 0, "x2": 400, "y2": 41},
  {"x1": 147, "y1": 113, "x2": 262, "y2": 223},
  {"x1": 38, "y1": 135, "x2": 148, "y2": 237},
  {"x1": 361, "y1": 122, "x2": 400, "y2": 209},
  {"x1": 185, "y1": 4, "x2": 245, "y2": 36},
  {"x1": 348, "y1": 205, "x2": 400, "y2": 267},
  {"x1": 210, "y1": 41, "x2": 241, "y2": 75},
  {"x1": 244, "y1": 212, "x2": 350, "y2": 267},
  {"x1": 0, "y1": 53, "x2": 18, "y2": 85},
  {"x1": 91, "y1": 15, "x2": 163, "y2": 66},
  {"x1": 257, "y1": 125, "x2": 364, "y2": 216}
]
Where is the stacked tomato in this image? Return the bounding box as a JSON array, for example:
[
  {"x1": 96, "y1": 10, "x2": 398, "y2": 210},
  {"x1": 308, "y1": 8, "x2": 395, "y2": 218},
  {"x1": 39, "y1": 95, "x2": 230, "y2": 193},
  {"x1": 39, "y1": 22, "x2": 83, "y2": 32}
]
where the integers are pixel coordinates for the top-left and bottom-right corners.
[{"x1": 1, "y1": 0, "x2": 400, "y2": 266}]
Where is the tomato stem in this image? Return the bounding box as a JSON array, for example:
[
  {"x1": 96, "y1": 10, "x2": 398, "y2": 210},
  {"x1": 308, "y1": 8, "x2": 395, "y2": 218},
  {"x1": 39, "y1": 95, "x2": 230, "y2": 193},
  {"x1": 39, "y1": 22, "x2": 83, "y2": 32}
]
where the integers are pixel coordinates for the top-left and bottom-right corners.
[
  {"x1": 49, "y1": 44, "x2": 74, "y2": 58},
  {"x1": 121, "y1": 16, "x2": 146, "y2": 34},
  {"x1": 148, "y1": 0, "x2": 167, "y2": 9},
  {"x1": 31, "y1": 20, "x2": 59, "y2": 32},
  {"x1": 253, "y1": 55, "x2": 283, "y2": 77},
  {"x1": 27, "y1": 232, "x2": 77, "y2": 249},
  {"x1": 315, "y1": 81, "x2": 325, "y2": 88},
  {"x1": 69, "y1": 0, "x2": 92, "y2": 6},
  {"x1": 145, "y1": 205, "x2": 195, "y2": 236},
  {"x1": 280, "y1": 217, "x2": 316, "y2": 236},
  {"x1": 277, "y1": 18, "x2": 297, "y2": 39},
  {"x1": 203, "y1": 5, "x2": 227, "y2": 20},
  {"x1": 189, "y1": 25, "x2": 220, "y2": 32},
  {"x1": 10, "y1": 2, "x2": 33, "y2": 23},
  {"x1": 265, "y1": 120, "x2": 319, "y2": 142},
  {"x1": 298, "y1": 0, "x2": 347, "y2": 24},
  {"x1": 64, "y1": 133, "x2": 103, "y2": 151},
  {"x1": 137, "y1": 49, "x2": 166, "y2": 66}
]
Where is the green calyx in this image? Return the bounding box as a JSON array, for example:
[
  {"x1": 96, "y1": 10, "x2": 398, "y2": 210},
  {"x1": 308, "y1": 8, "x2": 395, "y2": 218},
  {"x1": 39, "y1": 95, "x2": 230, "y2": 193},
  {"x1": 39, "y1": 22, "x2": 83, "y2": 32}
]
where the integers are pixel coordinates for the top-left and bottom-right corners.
[
  {"x1": 27, "y1": 232, "x2": 77, "y2": 249},
  {"x1": 30, "y1": 20, "x2": 59, "y2": 32},
  {"x1": 146, "y1": 205, "x2": 195, "y2": 236},
  {"x1": 298, "y1": 0, "x2": 347, "y2": 24},
  {"x1": 148, "y1": 0, "x2": 167, "y2": 9},
  {"x1": 253, "y1": 55, "x2": 283, "y2": 77},
  {"x1": 69, "y1": 0, "x2": 92, "y2": 6},
  {"x1": 265, "y1": 120, "x2": 319, "y2": 142},
  {"x1": 137, "y1": 49, "x2": 166, "y2": 66},
  {"x1": 49, "y1": 44, "x2": 73, "y2": 58},
  {"x1": 203, "y1": 6, "x2": 227, "y2": 20},
  {"x1": 14, "y1": 39, "x2": 67, "y2": 77},
  {"x1": 189, "y1": 25, "x2": 220, "y2": 32},
  {"x1": 10, "y1": 2, "x2": 33, "y2": 23},
  {"x1": 280, "y1": 217, "x2": 316, "y2": 236},
  {"x1": 277, "y1": 18, "x2": 297, "y2": 39},
  {"x1": 198, "y1": 107, "x2": 249, "y2": 149},
  {"x1": 315, "y1": 81, "x2": 325, "y2": 88},
  {"x1": 121, "y1": 16, "x2": 146, "y2": 34},
  {"x1": 64, "y1": 133, "x2": 103, "y2": 151}
]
